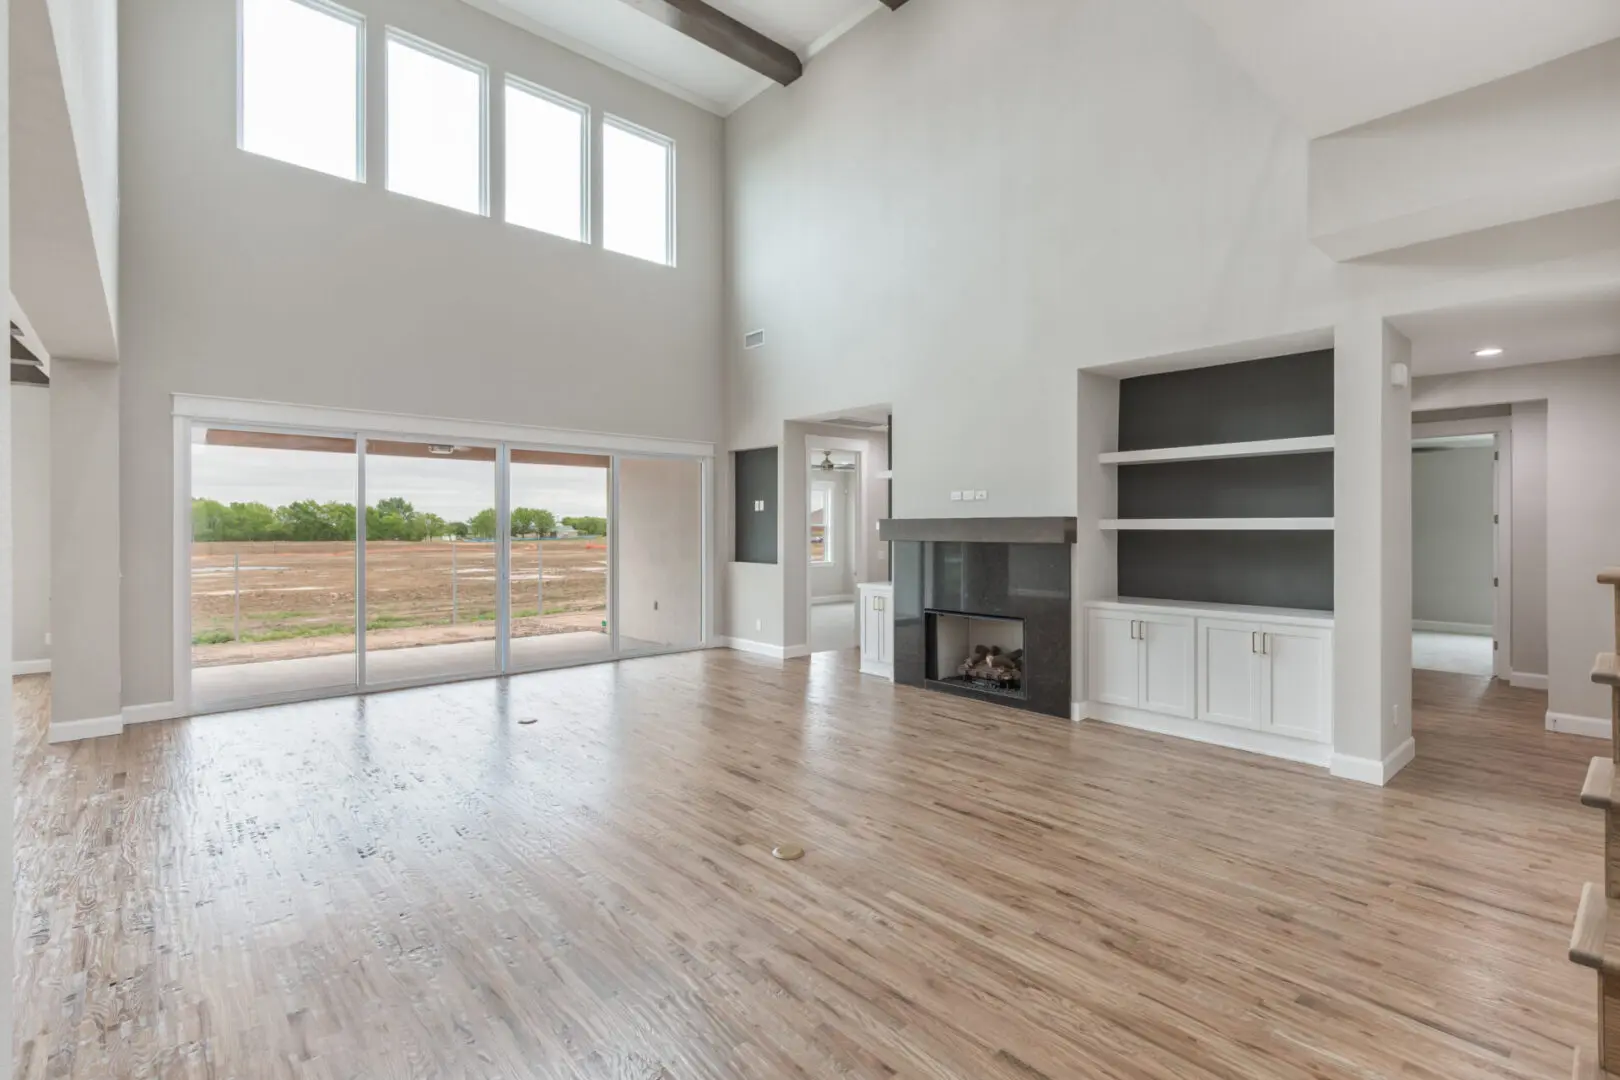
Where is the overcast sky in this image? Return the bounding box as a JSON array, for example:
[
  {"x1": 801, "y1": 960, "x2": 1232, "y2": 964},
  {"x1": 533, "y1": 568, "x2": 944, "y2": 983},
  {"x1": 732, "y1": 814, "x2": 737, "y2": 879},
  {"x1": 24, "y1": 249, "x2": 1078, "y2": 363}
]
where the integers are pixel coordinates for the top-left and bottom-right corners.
[{"x1": 192, "y1": 444, "x2": 610, "y2": 522}]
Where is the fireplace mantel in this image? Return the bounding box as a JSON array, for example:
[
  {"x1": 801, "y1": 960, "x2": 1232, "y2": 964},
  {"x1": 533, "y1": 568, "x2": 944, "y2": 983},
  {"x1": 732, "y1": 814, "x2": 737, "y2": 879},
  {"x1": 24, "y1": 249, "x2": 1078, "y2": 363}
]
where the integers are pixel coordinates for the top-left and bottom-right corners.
[{"x1": 877, "y1": 517, "x2": 1077, "y2": 545}]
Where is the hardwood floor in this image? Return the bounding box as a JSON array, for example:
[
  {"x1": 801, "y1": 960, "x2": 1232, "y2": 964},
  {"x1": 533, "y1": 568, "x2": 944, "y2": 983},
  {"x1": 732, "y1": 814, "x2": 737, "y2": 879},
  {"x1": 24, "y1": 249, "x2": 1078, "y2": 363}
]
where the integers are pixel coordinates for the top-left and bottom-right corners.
[{"x1": 13, "y1": 655, "x2": 1597, "y2": 1079}]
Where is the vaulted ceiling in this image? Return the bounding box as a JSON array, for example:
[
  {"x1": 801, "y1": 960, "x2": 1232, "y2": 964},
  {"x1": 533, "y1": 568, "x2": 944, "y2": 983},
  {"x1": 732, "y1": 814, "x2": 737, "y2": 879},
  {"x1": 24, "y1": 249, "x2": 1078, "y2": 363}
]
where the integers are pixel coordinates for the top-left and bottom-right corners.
[{"x1": 466, "y1": 0, "x2": 1620, "y2": 128}]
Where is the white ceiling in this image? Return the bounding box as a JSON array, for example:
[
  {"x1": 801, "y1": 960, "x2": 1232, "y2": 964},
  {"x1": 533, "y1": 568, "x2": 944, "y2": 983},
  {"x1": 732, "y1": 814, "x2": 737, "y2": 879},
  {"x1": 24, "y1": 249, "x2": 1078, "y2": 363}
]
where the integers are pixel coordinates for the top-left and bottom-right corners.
[
  {"x1": 1390, "y1": 289, "x2": 1620, "y2": 378},
  {"x1": 461, "y1": 0, "x2": 882, "y2": 115},
  {"x1": 1179, "y1": 0, "x2": 1620, "y2": 135}
]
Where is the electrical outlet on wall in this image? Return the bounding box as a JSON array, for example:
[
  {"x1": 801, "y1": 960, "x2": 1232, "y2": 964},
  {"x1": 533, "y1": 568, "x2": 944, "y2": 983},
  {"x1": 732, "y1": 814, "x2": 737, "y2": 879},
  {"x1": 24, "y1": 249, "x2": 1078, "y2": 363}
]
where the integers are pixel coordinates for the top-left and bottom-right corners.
[
  {"x1": 975, "y1": 490, "x2": 987, "y2": 501},
  {"x1": 755, "y1": 619, "x2": 762, "y2": 632},
  {"x1": 1391, "y1": 703, "x2": 1402, "y2": 733}
]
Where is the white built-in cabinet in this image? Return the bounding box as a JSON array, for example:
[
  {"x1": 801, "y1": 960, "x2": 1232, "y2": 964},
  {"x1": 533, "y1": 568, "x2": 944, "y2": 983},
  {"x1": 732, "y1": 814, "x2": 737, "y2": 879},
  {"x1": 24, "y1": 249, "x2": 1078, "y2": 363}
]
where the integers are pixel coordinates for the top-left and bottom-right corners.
[
  {"x1": 858, "y1": 582, "x2": 894, "y2": 680},
  {"x1": 1084, "y1": 599, "x2": 1333, "y2": 765}
]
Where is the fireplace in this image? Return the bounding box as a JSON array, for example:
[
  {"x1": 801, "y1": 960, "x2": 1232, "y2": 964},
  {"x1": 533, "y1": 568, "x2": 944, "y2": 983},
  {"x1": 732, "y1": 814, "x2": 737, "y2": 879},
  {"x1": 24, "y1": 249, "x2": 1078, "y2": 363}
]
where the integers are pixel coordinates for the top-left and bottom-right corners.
[
  {"x1": 927, "y1": 612, "x2": 1026, "y2": 700},
  {"x1": 878, "y1": 517, "x2": 1075, "y2": 719}
]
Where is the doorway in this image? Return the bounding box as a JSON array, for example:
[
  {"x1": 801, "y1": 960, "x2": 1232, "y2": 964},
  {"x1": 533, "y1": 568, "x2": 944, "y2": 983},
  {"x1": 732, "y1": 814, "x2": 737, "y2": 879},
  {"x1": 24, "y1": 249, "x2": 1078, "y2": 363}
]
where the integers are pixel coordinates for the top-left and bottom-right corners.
[
  {"x1": 808, "y1": 447, "x2": 860, "y2": 653},
  {"x1": 1411, "y1": 425, "x2": 1509, "y2": 679}
]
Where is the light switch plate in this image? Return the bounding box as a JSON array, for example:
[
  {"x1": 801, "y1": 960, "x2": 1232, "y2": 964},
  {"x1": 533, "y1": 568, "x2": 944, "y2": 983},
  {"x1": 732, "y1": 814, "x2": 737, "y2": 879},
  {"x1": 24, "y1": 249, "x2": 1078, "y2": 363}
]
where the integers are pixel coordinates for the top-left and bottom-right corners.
[{"x1": 950, "y1": 491, "x2": 963, "y2": 501}]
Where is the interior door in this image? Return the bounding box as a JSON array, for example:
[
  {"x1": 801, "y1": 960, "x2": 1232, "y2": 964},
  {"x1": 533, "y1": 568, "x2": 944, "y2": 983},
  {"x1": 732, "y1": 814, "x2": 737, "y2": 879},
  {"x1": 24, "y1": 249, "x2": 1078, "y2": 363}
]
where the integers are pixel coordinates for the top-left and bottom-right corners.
[
  {"x1": 1089, "y1": 609, "x2": 1140, "y2": 708},
  {"x1": 1262, "y1": 625, "x2": 1332, "y2": 742},
  {"x1": 1197, "y1": 618, "x2": 1263, "y2": 729},
  {"x1": 1139, "y1": 614, "x2": 1195, "y2": 718}
]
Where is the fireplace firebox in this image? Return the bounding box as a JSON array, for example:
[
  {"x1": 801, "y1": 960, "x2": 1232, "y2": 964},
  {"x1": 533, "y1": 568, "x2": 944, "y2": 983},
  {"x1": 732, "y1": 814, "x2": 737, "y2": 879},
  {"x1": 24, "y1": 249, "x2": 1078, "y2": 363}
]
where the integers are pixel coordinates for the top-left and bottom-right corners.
[{"x1": 927, "y1": 612, "x2": 1026, "y2": 699}]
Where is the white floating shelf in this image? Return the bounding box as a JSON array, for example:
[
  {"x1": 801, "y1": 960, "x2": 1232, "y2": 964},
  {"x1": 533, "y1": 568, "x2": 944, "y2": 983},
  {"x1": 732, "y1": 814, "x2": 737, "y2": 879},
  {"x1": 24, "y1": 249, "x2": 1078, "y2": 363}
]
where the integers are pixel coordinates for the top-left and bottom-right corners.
[
  {"x1": 1098, "y1": 435, "x2": 1334, "y2": 466},
  {"x1": 1100, "y1": 518, "x2": 1335, "y2": 531}
]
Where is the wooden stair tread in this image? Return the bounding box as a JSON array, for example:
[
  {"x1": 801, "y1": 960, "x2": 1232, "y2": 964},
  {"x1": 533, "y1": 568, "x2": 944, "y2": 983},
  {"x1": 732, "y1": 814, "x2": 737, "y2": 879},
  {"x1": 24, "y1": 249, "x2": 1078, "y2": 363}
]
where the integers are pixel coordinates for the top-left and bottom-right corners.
[
  {"x1": 1582, "y1": 757, "x2": 1617, "y2": 808},
  {"x1": 1599, "y1": 567, "x2": 1620, "y2": 586},
  {"x1": 1595, "y1": 653, "x2": 1620, "y2": 688},
  {"x1": 1571, "y1": 882, "x2": 1614, "y2": 970}
]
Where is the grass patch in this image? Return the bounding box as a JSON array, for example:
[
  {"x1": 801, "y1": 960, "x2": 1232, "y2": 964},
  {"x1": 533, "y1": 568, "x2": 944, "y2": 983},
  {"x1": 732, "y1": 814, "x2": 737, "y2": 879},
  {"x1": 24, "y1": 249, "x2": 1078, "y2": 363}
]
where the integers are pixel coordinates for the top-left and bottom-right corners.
[{"x1": 192, "y1": 629, "x2": 234, "y2": 645}]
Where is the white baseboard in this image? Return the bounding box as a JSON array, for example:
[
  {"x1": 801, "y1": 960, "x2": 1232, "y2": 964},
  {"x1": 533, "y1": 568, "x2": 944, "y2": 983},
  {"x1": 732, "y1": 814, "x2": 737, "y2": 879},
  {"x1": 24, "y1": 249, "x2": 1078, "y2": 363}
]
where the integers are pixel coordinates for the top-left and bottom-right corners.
[
  {"x1": 1510, "y1": 671, "x2": 1549, "y2": 691},
  {"x1": 124, "y1": 701, "x2": 184, "y2": 725},
  {"x1": 1330, "y1": 738, "x2": 1416, "y2": 787},
  {"x1": 859, "y1": 660, "x2": 893, "y2": 681},
  {"x1": 1547, "y1": 711, "x2": 1611, "y2": 739},
  {"x1": 1073, "y1": 701, "x2": 1332, "y2": 769},
  {"x1": 48, "y1": 714, "x2": 125, "y2": 744},
  {"x1": 11, "y1": 658, "x2": 51, "y2": 676},
  {"x1": 718, "y1": 637, "x2": 812, "y2": 661},
  {"x1": 812, "y1": 594, "x2": 855, "y2": 606},
  {"x1": 1412, "y1": 620, "x2": 1493, "y2": 636}
]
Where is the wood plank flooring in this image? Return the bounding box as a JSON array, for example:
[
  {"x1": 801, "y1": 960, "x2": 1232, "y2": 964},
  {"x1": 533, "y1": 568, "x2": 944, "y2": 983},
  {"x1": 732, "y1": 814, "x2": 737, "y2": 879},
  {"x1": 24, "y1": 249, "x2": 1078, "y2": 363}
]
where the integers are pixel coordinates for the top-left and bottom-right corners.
[{"x1": 13, "y1": 654, "x2": 1598, "y2": 1079}]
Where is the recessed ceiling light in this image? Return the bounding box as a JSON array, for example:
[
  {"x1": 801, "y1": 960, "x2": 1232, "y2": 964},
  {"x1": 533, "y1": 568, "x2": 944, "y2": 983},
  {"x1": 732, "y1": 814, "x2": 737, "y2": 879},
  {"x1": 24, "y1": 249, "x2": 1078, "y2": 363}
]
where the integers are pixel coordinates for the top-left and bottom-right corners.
[{"x1": 1474, "y1": 346, "x2": 1504, "y2": 358}]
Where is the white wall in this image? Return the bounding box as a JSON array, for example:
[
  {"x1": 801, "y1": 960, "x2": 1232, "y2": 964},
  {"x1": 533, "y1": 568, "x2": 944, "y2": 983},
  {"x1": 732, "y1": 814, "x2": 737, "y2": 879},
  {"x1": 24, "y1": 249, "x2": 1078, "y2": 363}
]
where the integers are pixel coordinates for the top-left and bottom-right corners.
[
  {"x1": 1511, "y1": 402, "x2": 1549, "y2": 676},
  {"x1": 119, "y1": 0, "x2": 724, "y2": 707},
  {"x1": 1412, "y1": 446, "x2": 1496, "y2": 629},
  {"x1": 617, "y1": 457, "x2": 704, "y2": 647},
  {"x1": 53, "y1": 359, "x2": 121, "y2": 726},
  {"x1": 45, "y1": 0, "x2": 118, "y2": 326},
  {"x1": 11, "y1": 387, "x2": 50, "y2": 669},
  {"x1": 721, "y1": 0, "x2": 1620, "y2": 669},
  {"x1": 1413, "y1": 355, "x2": 1620, "y2": 722}
]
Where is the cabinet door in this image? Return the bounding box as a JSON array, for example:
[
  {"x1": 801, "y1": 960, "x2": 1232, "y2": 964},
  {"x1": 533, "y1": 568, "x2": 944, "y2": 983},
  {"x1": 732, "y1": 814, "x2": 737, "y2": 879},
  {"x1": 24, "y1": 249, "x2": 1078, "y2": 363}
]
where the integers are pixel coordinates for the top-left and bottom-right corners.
[
  {"x1": 1139, "y1": 614, "x2": 1195, "y2": 718},
  {"x1": 861, "y1": 593, "x2": 885, "y2": 664},
  {"x1": 1262, "y1": 625, "x2": 1331, "y2": 742},
  {"x1": 1088, "y1": 610, "x2": 1140, "y2": 708},
  {"x1": 878, "y1": 594, "x2": 894, "y2": 664},
  {"x1": 1196, "y1": 619, "x2": 1264, "y2": 729}
]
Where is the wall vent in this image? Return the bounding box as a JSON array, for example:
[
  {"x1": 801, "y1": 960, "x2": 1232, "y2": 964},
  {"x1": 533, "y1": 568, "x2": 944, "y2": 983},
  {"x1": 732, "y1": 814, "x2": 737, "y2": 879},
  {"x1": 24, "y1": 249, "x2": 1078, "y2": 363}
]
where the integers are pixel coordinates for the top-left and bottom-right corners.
[{"x1": 743, "y1": 329, "x2": 766, "y2": 350}]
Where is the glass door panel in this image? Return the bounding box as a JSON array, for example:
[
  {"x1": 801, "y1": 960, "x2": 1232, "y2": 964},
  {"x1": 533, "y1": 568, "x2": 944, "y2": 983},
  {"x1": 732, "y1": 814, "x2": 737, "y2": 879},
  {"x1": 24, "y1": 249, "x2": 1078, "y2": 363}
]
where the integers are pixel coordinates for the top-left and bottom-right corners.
[
  {"x1": 506, "y1": 449, "x2": 612, "y2": 670},
  {"x1": 189, "y1": 425, "x2": 359, "y2": 710},
  {"x1": 616, "y1": 456, "x2": 704, "y2": 652},
  {"x1": 363, "y1": 439, "x2": 498, "y2": 685}
]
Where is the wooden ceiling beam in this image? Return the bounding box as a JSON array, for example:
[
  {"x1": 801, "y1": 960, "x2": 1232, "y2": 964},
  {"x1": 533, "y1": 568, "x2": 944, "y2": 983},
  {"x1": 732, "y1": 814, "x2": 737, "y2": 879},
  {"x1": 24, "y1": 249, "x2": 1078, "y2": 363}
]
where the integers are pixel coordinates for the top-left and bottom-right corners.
[{"x1": 616, "y1": 0, "x2": 802, "y2": 86}]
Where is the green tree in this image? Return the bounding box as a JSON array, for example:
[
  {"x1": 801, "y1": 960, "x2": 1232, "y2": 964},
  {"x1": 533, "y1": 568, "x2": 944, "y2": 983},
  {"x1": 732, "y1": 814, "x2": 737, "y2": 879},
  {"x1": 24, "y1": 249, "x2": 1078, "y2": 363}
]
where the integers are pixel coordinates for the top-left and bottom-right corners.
[
  {"x1": 465, "y1": 508, "x2": 498, "y2": 539},
  {"x1": 421, "y1": 513, "x2": 447, "y2": 540},
  {"x1": 562, "y1": 515, "x2": 607, "y2": 537},
  {"x1": 510, "y1": 507, "x2": 556, "y2": 537}
]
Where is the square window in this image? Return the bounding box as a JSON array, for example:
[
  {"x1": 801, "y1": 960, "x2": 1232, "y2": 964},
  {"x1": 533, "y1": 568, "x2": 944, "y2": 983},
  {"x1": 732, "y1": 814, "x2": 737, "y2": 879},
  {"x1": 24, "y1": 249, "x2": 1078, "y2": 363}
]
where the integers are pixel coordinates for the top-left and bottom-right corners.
[
  {"x1": 603, "y1": 117, "x2": 674, "y2": 266},
  {"x1": 240, "y1": 0, "x2": 363, "y2": 180},
  {"x1": 387, "y1": 32, "x2": 487, "y2": 215},
  {"x1": 505, "y1": 79, "x2": 588, "y2": 243}
]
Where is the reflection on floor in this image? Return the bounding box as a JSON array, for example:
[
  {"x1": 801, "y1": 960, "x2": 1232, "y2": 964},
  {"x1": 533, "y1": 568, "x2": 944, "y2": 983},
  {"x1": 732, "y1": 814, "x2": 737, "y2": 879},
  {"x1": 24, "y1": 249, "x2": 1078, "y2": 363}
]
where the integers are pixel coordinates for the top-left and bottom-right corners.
[
  {"x1": 190, "y1": 631, "x2": 659, "y2": 713},
  {"x1": 12, "y1": 661, "x2": 1582, "y2": 1079},
  {"x1": 810, "y1": 600, "x2": 857, "y2": 653},
  {"x1": 1413, "y1": 630, "x2": 1494, "y2": 677}
]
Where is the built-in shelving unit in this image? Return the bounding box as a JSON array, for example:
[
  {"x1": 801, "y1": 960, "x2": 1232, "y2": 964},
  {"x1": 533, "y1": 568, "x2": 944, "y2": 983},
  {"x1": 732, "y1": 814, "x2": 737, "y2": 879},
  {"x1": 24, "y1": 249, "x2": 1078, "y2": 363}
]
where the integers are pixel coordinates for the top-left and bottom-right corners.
[
  {"x1": 1098, "y1": 434, "x2": 1334, "y2": 466},
  {"x1": 1101, "y1": 518, "x2": 1334, "y2": 531}
]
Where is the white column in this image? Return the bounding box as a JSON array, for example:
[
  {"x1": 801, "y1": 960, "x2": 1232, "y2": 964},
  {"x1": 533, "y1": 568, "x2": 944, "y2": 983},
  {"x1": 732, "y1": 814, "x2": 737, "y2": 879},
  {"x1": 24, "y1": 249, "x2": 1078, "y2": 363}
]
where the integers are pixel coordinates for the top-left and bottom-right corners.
[
  {"x1": 1331, "y1": 315, "x2": 1414, "y2": 784},
  {"x1": 49, "y1": 358, "x2": 123, "y2": 739}
]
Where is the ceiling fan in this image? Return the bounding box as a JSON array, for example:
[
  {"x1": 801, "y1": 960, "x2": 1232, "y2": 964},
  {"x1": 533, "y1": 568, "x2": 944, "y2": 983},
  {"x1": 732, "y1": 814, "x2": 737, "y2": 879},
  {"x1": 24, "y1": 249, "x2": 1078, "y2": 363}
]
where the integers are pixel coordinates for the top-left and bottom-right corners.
[{"x1": 814, "y1": 450, "x2": 857, "y2": 472}]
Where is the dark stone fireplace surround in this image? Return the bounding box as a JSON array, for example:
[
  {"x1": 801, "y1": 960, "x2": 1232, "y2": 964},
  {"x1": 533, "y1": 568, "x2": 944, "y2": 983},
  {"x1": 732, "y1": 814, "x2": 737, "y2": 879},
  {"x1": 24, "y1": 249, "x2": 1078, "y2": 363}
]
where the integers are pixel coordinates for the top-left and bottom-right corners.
[{"x1": 878, "y1": 518, "x2": 1075, "y2": 719}]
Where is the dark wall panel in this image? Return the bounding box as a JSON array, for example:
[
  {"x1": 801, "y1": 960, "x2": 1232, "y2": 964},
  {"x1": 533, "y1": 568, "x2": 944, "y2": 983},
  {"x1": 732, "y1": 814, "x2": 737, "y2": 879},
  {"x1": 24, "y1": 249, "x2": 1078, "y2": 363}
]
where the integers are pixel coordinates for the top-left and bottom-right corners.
[
  {"x1": 1118, "y1": 350, "x2": 1333, "y2": 451},
  {"x1": 1118, "y1": 531, "x2": 1335, "y2": 611},
  {"x1": 1117, "y1": 453, "x2": 1334, "y2": 519},
  {"x1": 733, "y1": 447, "x2": 778, "y2": 564}
]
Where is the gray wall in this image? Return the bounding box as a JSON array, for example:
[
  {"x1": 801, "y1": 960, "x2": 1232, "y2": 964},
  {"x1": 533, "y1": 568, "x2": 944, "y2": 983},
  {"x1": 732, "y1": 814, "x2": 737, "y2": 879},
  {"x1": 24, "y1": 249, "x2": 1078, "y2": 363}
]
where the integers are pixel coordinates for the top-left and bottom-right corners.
[
  {"x1": 1411, "y1": 446, "x2": 1496, "y2": 629},
  {"x1": 617, "y1": 457, "x2": 704, "y2": 647},
  {"x1": 1511, "y1": 403, "x2": 1548, "y2": 677},
  {"x1": 12, "y1": 386, "x2": 50, "y2": 668},
  {"x1": 119, "y1": 0, "x2": 724, "y2": 706}
]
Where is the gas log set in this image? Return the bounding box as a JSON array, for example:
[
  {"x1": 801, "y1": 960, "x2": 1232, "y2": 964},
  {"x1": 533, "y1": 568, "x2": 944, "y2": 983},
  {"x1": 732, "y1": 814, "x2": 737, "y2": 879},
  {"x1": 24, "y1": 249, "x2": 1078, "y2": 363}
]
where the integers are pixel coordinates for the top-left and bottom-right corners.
[{"x1": 957, "y1": 645, "x2": 1024, "y2": 691}]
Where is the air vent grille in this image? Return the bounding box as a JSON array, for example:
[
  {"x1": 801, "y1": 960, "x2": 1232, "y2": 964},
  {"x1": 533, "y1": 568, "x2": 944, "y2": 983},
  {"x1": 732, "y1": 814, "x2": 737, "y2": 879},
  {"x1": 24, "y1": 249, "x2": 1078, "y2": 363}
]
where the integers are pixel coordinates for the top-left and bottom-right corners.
[{"x1": 743, "y1": 329, "x2": 766, "y2": 350}]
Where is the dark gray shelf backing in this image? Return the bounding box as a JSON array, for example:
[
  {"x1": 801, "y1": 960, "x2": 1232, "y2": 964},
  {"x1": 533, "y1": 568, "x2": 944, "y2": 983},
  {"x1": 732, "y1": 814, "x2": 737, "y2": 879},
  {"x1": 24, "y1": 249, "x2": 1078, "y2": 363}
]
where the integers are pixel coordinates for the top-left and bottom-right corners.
[
  {"x1": 733, "y1": 447, "x2": 778, "y2": 564},
  {"x1": 1117, "y1": 453, "x2": 1334, "y2": 519},
  {"x1": 1118, "y1": 531, "x2": 1335, "y2": 611},
  {"x1": 1117, "y1": 350, "x2": 1334, "y2": 451}
]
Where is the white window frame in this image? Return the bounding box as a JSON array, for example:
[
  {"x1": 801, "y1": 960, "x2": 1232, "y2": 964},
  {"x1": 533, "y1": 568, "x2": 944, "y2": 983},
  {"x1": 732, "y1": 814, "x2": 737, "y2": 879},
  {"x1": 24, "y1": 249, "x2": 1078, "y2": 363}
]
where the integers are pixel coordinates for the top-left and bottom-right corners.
[
  {"x1": 384, "y1": 27, "x2": 490, "y2": 216},
  {"x1": 602, "y1": 114, "x2": 676, "y2": 267},
  {"x1": 810, "y1": 480, "x2": 836, "y2": 567},
  {"x1": 236, "y1": 0, "x2": 367, "y2": 182},
  {"x1": 503, "y1": 74, "x2": 591, "y2": 244}
]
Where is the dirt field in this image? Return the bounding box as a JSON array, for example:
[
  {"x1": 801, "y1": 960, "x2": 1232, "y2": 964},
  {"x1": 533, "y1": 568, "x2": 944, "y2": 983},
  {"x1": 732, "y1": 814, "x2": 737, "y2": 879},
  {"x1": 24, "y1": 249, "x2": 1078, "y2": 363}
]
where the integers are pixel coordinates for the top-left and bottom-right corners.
[{"x1": 191, "y1": 538, "x2": 608, "y2": 667}]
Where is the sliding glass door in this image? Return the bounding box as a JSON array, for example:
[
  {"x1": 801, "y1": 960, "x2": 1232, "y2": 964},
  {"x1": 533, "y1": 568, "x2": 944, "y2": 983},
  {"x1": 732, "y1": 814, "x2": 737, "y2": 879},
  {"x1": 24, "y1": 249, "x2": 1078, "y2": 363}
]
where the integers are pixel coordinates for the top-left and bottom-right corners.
[
  {"x1": 189, "y1": 425, "x2": 359, "y2": 711},
  {"x1": 362, "y1": 439, "x2": 499, "y2": 687},
  {"x1": 187, "y1": 419, "x2": 707, "y2": 712},
  {"x1": 506, "y1": 449, "x2": 613, "y2": 671}
]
